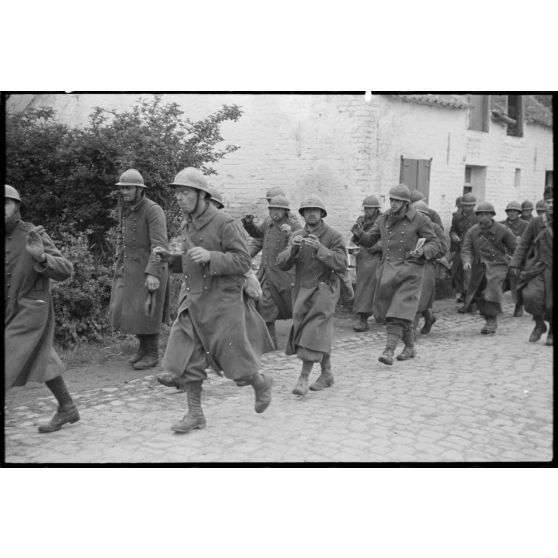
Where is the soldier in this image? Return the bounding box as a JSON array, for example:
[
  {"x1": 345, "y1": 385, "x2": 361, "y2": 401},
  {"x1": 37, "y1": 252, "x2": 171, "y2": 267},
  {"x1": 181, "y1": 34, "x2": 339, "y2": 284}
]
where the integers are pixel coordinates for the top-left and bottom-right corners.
[
  {"x1": 5, "y1": 185, "x2": 79, "y2": 433},
  {"x1": 109, "y1": 169, "x2": 169, "y2": 370},
  {"x1": 412, "y1": 201, "x2": 449, "y2": 335},
  {"x1": 246, "y1": 194, "x2": 302, "y2": 348},
  {"x1": 449, "y1": 193, "x2": 478, "y2": 310},
  {"x1": 510, "y1": 187, "x2": 553, "y2": 345},
  {"x1": 499, "y1": 200, "x2": 527, "y2": 317},
  {"x1": 535, "y1": 199, "x2": 546, "y2": 217},
  {"x1": 276, "y1": 195, "x2": 348, "y2": 395},
  {"x1": 461, "y1": 202, "x2": 517, "y2": 335},
  {"x1": 350, "y1": 194, "x2": 382, "y2": 332},
  {"x1": 409, "y1": 190, "x2": 444, "y2": 229},
  {"x1": 153, "y1": 168, "x2": 274, "y2": 434},
  {"x1": 521, "y1": 200, "x2": 534, "y2": 222},
  {"x1": 352, "y1": 184, "x2": 443, "y2": 365}
]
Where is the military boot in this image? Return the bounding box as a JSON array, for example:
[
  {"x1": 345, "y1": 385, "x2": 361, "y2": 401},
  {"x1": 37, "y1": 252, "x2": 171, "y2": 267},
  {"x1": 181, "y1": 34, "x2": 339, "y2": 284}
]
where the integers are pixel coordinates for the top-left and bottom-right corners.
[
  {"x1": 513, "y1": 303, "x2": 524, "y2": 317},
  {"x1": 309, "y1": 354, "x2": 334, "y2": 391},
  {"x1": 353, "y1": 314, "x2": 369, "y2": 332},
  {"x1": 378, "y1": 323, "x2": 402, "y2": 365},
  {"x1": 249, "y1": 373, "x2": 273, "y2": 413},
  {"x1": 481, "y1": 316, "x2": 497, "y2": 334},
  {"x1": 528, "y1": 317, "x2": 547, "y2": 342},
  {"x1": 396, "y1": 327, "x2": 416, "y2": 361},
  {"x1": 293, "y1": 364, "x2": 312, "y2": 396},
  {"x1": 128, "y1": 335, "x2": 146, "y2": 365},
  {"x1": 420, "y1": 310, "x2": 436, "y2": 335},
  {"x1": 133, "y1": 334, "x2": 159, "y2": 370},
  {"x1": 266, "y1": 322, "x2": 278, "y2": 350},
  {"x1": 157, "y1": 372, "x2": 188, "y2": 392},
  {"x1": 171, "y1": 381, "x2": 206, "y2": 434}
]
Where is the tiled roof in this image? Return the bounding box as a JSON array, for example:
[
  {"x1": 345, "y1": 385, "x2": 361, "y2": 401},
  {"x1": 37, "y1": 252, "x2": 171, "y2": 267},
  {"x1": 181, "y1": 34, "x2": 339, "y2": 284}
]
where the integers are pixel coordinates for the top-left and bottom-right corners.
[{"x1": 387, "y1": 94, "x2": 470, "y2": 109}]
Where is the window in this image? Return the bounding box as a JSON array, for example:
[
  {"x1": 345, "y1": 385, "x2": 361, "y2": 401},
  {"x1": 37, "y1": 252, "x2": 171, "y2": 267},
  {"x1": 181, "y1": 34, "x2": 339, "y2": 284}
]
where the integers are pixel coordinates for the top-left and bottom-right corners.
[
  {"x1": 506, "y1": 95, "x2": 524, "y2": 137},
  {"x1": 464, "y1": 165, "x2": 487, "y2": 199},
  {"x1": 514, "y1": 168, "x2": 521, "y2": 189},
  {"x1": 545, "y1": 170, "x2": 553, "y2": 189},
  {"x1": 400, "y1": 157, "x2": 432, "y2": 200},
  {"x1": 468, "y1": 94, "x2": 490, "y2": 132}
]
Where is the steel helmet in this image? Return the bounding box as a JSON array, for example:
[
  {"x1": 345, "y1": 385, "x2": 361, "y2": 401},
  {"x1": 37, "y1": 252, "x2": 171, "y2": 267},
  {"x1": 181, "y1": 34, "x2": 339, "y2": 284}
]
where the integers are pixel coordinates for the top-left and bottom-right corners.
[
  {"x1": 535, "y1": 199, "x2": 546, "y2": 211},
  {"x1": 505, "y1": 200, "x2": 522, "y2": 212},
  {"x1": 521, "y1": 200, "x2": 534, "y2": 211},
  {"x1": 5, "y1": 184, "x2": 23, "y2": 206},
  {"x1": 362, "y1": 195, "x2": 381, "y2": 208},
  {"x1": 410, "y1": 190, "x2": 425, "y2": 203},
  {"x1": 266, "y1": 186, "x2": 286, "y2": 200},
  {"x1": 116, "y1": 168, "x2": 146, "y2": 188},
  {"x1": 299, "y1": 194, "x2": 327, "y2": 217},
  {"x1": 412, "y1": 200, "x2": 430, "y2": 216},
  {"x1": 455, "y1": 196, "x2": 463, "y2": 207},
  {"x1": 388, "y1": 184, "x2": 411, "y2": 202},
  {"x1": 169, "y1": 167, "x2": 211, "y2": 195},
  {"x1": 268, "y1": 195, "x2": 290, "y2": 211},
  {"x1": 475, "y1": 201, "x2": 496, "y2": 215},
  {"x1": 461, "y1": 193, "x2": 477, "y2": 206},
  {"x1": 208, "y1": 187, "x2": 224, "y2": 209}
]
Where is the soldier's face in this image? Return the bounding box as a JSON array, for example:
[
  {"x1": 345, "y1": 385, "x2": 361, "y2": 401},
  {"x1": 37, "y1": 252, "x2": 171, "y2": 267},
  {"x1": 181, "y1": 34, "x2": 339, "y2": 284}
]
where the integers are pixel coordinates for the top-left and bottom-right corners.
[
  {"x1": 120, "y1": 186, "x2": 140, "y2": 203},
  {"x1": 506, "y1": 210, "x2": 520, "y2": 221},
  {"x1": 545, "y1": 199, "x2": 553, "y2": 217},
  {"x1": 175, "y1": 186, "x2": 201, "y2": 214},
  {"x1": 462, "y1": 205, "x2": 474, "y2": 215},
  {"x1": 478, "y1": 213, "x2": 493, "y2": 227},
  {"x1": 521, "y1": 209, "x2": 532, "y2": 219},
  {"x1": 302, "y1": 208, "x2": 322, "y2": 225},
  {"x1": 389, "y1": 199, "x2": 405, "y2": 214},
  {"x1": 364, "y1": 207, "x2": 378, "y2": 218},
  {"x1": 5, "y1": 199, "x2": 18, "y2": 222},
  {"x1": 269, "y1": 207, "x2": 287, "y2": 221}
]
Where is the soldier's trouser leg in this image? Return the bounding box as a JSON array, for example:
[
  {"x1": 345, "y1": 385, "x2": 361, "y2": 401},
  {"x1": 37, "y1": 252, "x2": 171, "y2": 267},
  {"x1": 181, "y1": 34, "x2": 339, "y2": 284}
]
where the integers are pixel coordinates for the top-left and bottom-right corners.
[
  {"x1": 39, "y1": 376, "x2": 80, "y2": 433},
  {"x1": 129, "y1": 335, "x2": 147, "y2": 365},
  {"x1": 266, "y1": 322, "x2": 278, "y2": 350},
  {"x1": 397, "y1": 321, "x2": 416, "y2": 361},
  {"x1": 545, "y1": 318, "x2": 553, "y2": 346},
  {"x1": 379, "y1": 320, "x2": 404, "y2": 365},
  {"x1": 478, "y1": 300, "x2": 499, "y2": 333},
  {"x1": 353, "y1": 312, "x2": 370, "y2": 332},
  {"x1": 310, "y1": 353, "x2": 334, "y2": 391},
  {"x1": 293, "y1": 360, "x2": 314, "y2": 396}
]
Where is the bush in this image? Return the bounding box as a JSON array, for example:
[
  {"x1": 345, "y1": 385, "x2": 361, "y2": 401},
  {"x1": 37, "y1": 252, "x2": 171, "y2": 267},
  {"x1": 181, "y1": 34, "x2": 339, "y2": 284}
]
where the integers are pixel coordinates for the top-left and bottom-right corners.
[{"x1": 51, "y1": 231, "x2": 114, "y2": 347}]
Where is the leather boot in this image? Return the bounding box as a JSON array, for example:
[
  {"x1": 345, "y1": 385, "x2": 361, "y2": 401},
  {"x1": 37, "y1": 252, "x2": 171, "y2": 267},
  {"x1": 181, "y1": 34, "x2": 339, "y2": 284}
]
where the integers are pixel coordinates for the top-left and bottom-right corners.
[
  {"x1": 157, "y1": 372, "x2": 188, "y2": 392},
  {"x1": 378, "y1": 323, "x2": 402, "y2": 365},
  {"x1": 133, "y1": 334, "x2": 159, "y2": 370},
  {"x1": 528, "y1": 317, "x2": 547, "y2": 342},
  {"x1": 397, "y1": 327, "x2": 416, "y2": 360},
  {"x1": 293, "y1": 362, "x2": 312, "y2": 396},
  {"x1": 249, "y1": 373, "x2": 273, "y2": 413},
  {"x1": 40, "y1": 376, "x2": 80, "y2": 433},
  {"x1": 128, "y1": 335, "x2": 146, "y2": 365},
  {"x1": 171, "y1": 381, "x2": 206, "y2": 433},
  {"x1": 420, "y1": 310, "x2": 436, "y2": 335},
  {"x1": 309, "y1": 354, "x2": 334, "y2": 391},
  {"x1": 266, "y1": 322, "x2": 278, "y2": 350},
  {"x1": 353, "y1": 314, "x2": 369, "y2": 332},
  {"x1": 481, "y1": 316, "x2": 497, "y2": 334},
  {"x1": 513, "y1": 304, "x2": 524, "y2": 317}
]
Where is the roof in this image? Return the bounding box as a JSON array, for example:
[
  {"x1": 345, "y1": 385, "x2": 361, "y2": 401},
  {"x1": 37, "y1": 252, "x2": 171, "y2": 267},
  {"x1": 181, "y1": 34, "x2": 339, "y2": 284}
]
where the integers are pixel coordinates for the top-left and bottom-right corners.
[{"x1": 386, "y1": 94, "x2": 470, "y2": 109}]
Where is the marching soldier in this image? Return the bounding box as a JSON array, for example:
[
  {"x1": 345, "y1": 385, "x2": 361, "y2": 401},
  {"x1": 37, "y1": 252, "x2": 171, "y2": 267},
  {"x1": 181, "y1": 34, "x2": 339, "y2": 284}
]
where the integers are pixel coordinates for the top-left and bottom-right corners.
[
  {"x1": 409, "y1": 190, "x2": 444, "y2": 229},
  {"x1": 246, "y1": 194, "x2": 302, "y2": 348},
  {"x1": 521, "y1": 200, "x2": 534, "y2": 222},
  {"x1": 535, "y1": 199, "x2": 546, "y2": 217},
  {"x1": 510, "y1": 187, "x2": 553, "y2": 345},
  {"x1": 461, "y1": 202, "x2": 517, "y2": 335},
  {"x1": 350, "y1": 195, "x2": 382, "y2": 332},
  {"x1": 412, "y1": 201, "x2": 449, "y2": 335},
  {"x1": 153, "y1": 168, "x2": 274, "y2": 434},
  {"x1": 449, "y1": 193, "x2": 478, "y2": 311},
  {"x1": 109, "y1": 169, "x2": 169, "y2": 370},
  {"x1": 500, "y1": 200, "x2": 527, "y2": 317},
  {"x1": 5, "y1": 185, "x2": 80, "y2": 433},
  {"x1": 276, "y1": 195, "x2": 348, "y2": 396},
  {"x1": 352, "y1": 184, "x2": 443, "y2": 365}
]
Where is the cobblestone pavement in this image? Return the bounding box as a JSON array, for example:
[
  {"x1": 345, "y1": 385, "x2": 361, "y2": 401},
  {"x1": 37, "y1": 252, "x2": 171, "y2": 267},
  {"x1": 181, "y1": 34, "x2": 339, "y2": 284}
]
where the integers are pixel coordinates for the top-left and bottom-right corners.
[{"x1": 4, "y1": 297, "x2": 553, "y2": 463}]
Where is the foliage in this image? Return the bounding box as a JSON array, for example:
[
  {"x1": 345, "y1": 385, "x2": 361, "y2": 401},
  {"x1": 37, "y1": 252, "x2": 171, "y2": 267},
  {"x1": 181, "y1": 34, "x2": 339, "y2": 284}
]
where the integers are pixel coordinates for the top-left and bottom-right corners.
[
  {"x1": 6, "y1": 95, "x2": 243, "y2": 254},
  {"x1": 50, "y1": 230, "x2": 114, "y2": 347}
]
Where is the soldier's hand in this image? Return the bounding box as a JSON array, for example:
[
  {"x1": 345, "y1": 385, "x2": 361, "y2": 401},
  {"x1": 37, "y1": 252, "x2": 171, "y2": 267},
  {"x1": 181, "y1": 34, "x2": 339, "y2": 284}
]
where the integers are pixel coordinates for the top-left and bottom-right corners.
[
  {"x1": 145, "y1": 274, "x2": 160, "y2": 292},
  {"x1": 280, "y1": 223, "x2": 292, "y2": 234},
  {"x1": 26, "y1": 228, "x2": 46, "y2": 262},
  {"x1": 351, "y1": 223, "x2": 362, "y2": 238},
  {"x1": 188, "y1": 246, "x2": 211, "y2": 264},
  {"x1": 244, "y1": 272, "x2": 262, "y2": 300},
  {"x1": 450, "y1": 233, "x2": 460, "y2": 243},
  {"x1": 463, "y1": 262, "x2": 472, "y2": 272},
  {"x1": 304, "y1": 234, "x2": 320, "y2": 251},
  {"x1": 152, "y1": 246, "x2": 171, "y2": 263},
  {"x1": 509, "y1": 266, "x2": 520, "y2": 277},
  {"x1": 409, "y1": 247, "x2": 424, "y2": 258},
  {"x1": 292, "y1": 234, "x2": 304, "y2": 247}
]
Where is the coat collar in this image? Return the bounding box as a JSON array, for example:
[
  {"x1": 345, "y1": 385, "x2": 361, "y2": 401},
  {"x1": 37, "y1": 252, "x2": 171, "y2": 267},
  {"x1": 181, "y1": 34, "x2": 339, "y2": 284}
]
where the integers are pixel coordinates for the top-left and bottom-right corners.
[
  {"x1": 123, "y1": 195, "x2": 147, "y2": 215},
  {"x1": 187, "y1": 202, "x2": 219, "y2": 230},
  {"x1": 303, "y1": 220, "x2": 327, "y2": 238}
]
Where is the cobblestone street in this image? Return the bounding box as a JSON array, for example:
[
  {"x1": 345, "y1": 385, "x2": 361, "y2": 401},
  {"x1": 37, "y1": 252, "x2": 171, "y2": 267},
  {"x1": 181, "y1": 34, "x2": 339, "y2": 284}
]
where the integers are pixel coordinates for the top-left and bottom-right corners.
[{"x1": 4, "y1": 297, "x2": 553, "y2": 463}]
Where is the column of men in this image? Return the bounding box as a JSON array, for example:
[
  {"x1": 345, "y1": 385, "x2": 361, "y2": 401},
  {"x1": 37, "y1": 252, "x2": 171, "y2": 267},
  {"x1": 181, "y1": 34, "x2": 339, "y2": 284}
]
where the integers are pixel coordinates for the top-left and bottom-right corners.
[{"x1": 5, "y1": 175, "x2": 553, "y2": 435}]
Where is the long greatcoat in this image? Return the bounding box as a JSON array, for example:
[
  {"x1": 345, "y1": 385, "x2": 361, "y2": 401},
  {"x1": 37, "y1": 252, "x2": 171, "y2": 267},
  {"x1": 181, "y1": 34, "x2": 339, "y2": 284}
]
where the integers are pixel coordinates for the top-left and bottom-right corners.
[
  {"x1": 109, "y1": 195, "x2": 169, "y2": 334},
  {"x1": 5, "y1": 216, "x2": 73, "y2": 389},
  {"x1": 351, "y1": 214, "x2": 382, "y2": 314},
  {"x1": 165, "y1": 203, "x2": 274, "y2": 380},
  {"x1": 248, "y1": 214, "x2": 302, "y2": 321},
  {"x1": 461, "y1": 221, "x2": 517, "y2": 310},
  {"x1": 276, "y1": 220, "x2": 348, "y2": 360},
  {"x1": 359, "y1": 206, "x2": 443, "y2": 322},
  {"x1": 417, "y1": 221, "x2": 448, "y2": 313},
  {"x1": 450, "y1": 210, "x2": 478, "y2": 293},
  {"x1": 510, "y1": 215, "x2": 553, "y2": 318}
]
